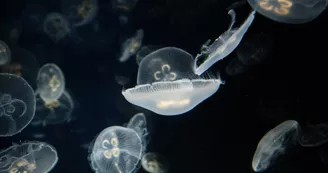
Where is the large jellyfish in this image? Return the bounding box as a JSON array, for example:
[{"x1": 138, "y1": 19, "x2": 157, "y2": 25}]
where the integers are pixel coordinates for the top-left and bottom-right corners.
[
  {"x1": 0, "y1": 73, "x2": 35, "y2": 137},
  {"x1": 88, "y1": 126, "x2": 143, "y2": 173},
  {"x1": 193, "y1": 9, "x2": 256, "y2": 75},
  {"x1": 136, "y1": 45, "x2": 162, "y2": 66},
  {"x1": 36, "y1": 63, "x2": 65, "y2": 104},
  {"x1": 62, "y1": 0, "x2": 99, "y2": 26},
  {"x1": 122, "y1": 47, "x2": 223, "y2": 116},
  {"x1": 247, "y1": 0, "x2": 328, "y2": 23},
  {"x1": 0, "y1": 141, "x2": 58, "y2": 173},
  {"x1": 299, "y1": 123, "x2": 328, "y2": 147},
  {"x1": 141, "y1": 153, "x2": 169, "y2": 173},
  {"x1": 119, "y1": 29, "x2": 144, "y2": 63},
  {"x1": 0, "y1": 41, "x2": 11, "y2": 66},
  {"x1": 252, "y1": 120, "x2": 300, "y2": 172}
]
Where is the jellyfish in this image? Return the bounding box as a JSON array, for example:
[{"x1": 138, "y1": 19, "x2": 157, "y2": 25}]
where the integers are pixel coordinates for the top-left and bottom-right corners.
[
  {"x1": 0, "y1": 73, "x2": 35, "y2": 137},
  {"x1": 299, "y1": 123, "x2": 328, "y2": 147},
  {"x1": 43, "y1": 13, "x2": 71, "y2": 42},
  {"x1": 0, "y1": 141, "x2": 58, "y2": 173},
  {"x1": 21, "y1": 4, "x2": 47, "y2": 34},
  {"x1": 193, "y1": 9, "x2": 256, "y2": 75},
  {"x1": 115, "y1": 74, "x2": 130, "y2": 86},
  {"x1": 119, "y1": 29, "x2": 144, "y2": 63},
  {"x1": 0, "y1": 41, "x2": 11, "y2": 66},
  {"x1": 36, "y1": 63, "x2": 65, "y2": 104},
  {"x1": 126, "y1": 113, "x2": 149, "y2": 148},
  {"x1": 1, "y1": 46, "x2": 40, "y2": 87},
  {"x1": 0, "y1": 19, "x2": 22, "y2": 45},
  {"x1": 247, "y1": 0, "x2": 328, "y2": 23},
  {"x1": 225, "y1": 57, "x2": 249, "y2": 76},
  {"x1": 88, "y1": 126, "x2": 143, "y2": 173},
  {"x1": 62, "y1": 0, "x2": 98, "y2": 27},
  {"x1": 111, "y1": 0, "x2": 138, "y2": 13},
  {"x1": 32, "y1": 90, "x2": 74, "y2": 126},
  {"x1": 136, "y1": 45, "x2": 162, "y2": 66},
  {"x1": 122, "y1": 47, "x2": 223, "y2": 116},
  {"x1": 141, "y1": 153, "x2": 169, "y2": 173},
  {"x1": 252, "y1": 120, "x2": 300, "y2": 172}
]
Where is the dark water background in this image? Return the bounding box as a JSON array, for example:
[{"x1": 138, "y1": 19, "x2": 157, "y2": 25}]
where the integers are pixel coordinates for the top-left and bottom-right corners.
[{"x1": 0, "y1": 0, "x2": 328, "y2": 172}]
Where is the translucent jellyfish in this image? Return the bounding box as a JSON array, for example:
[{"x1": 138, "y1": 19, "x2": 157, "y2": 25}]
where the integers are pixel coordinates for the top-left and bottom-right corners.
[
  {"x1": 127, "y1": 113, "x2": 149, "y2": 148},
  {"x1": 0, "y1": 73, "x2": 35, "y2": 137},
  {"x1": 119, "y1": 29, "x2": 144, "y2": 63},
  {"x1": 89, "y1": 126, "x2": 143, "y2": 173},
  {"x1": 115, "y1": 74, "x2": 130, "y2": 86},
  {"x1": 43, "y1": 13, "x2": 71, "y2": 42},
  {"x1": 141, "y1": 153, "x2": 169, "y2": 173},
  {"x1": 112, "y1": 0, "x2": 138, "y2": 13},
  {"x1": 225, "y1": 57, "x2": 249, "y2": 76},
  {"x1": 193, "y1": 9, "x2": 256, "y2": 75},
  {"x1": 136, "y1": 45, "x2": 162, "y2": 66},
  {"x1": 247, "y1": 0, "x2": 328, "y2": 23},
  {"x1": 0, "y1": 141, "x2": 58, "y2": 173},
  {"x1": 36, "y1": 63, "x2": 65, "y2": 103},
  {"x1": 32, "y1": 90, "x2": 74, "y2": 126},
  {"x1": 0, "y1": 41, "x2": 11, "y2": 66},
  {"x1": 122, "y1": 47, "x2": 223, "y2": 116},
  {"x1": 299, "y1": 123, "x2": 328, "y2": 147},
  {"x1": 252, "y1": 120, "x2": 300, "y2": 172},
  {"x1": 62, "y1": 0, "x2": 98, "y2": 26}
]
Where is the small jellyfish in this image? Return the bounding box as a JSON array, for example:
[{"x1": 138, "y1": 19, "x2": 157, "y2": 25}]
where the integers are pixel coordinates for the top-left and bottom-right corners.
[
  {"x1": 122, "y1": 47, "x2": 223, "y2": 116},
  {"x1": 299, "y1": 123, "x2": 328, "y2": 147},
  {"x1": 0, "y1": 41, "x2": 11, "y2": 66},
  {"x1": 114, "y1": 74, "x2": 130, "y2": 86},
  {"x1": 33, "y1": 90, "x2": 74, "y2": 126},
  {"x1": 0, "y1": 73, "x2": 35, "y2": 137},
  {"x1": 88, "y1": 126, "x2": 143, "y2": 173},
  {"x1": 225, "y1": 57, "x2": 249, "y2": 76},
  {"x1": 119, "y1": 29, "x2": 144, "y2": 63},
  {"x1": 62, "y1": 0, "x2": 98, "y2": 26},
  {"x1": 136, "y1": 45, "x2": 162, "y2": 66},
  {"x1": 252, "y1": 120, "x2": 300, "y2": 172},
  {"x1": 43, "y1": 13, "x2": 71, "y2": 42},
  {"x1": 194, "y1": 9, "x2": 256, "y2": 75},
  {"x1": 141, "y1": 153, "x2": 169, "y2": 173},
  {"x1": 247, "y1": 0, "x2": 328, "y2": 23},
  {"x1": 111, "y1": 0, "x2": 138, "y2": 13},
  {"x1": 36, "y1": 63, "x2": 65, "y2": 103},
  {"x1": 0, "y1": 141, "x2": 58, "y2": 173},
  {"x1": 127, "y1": 113, "x2": 149, "y2": 148}
]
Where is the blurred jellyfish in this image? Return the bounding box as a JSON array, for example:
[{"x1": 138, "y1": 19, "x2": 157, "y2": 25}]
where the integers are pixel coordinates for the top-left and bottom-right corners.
[
  {"x1": 119, "y1": 29, "x2": 144, "y2": 63},
  {"x1": 194, "y1": 9, "x2": 255, "y2": 75},
  {"x1": 112, "y1": 0, "x2": 138, "y2": 13},
  {"x1": 0, "y1": 141, "x2": 58, "y2": 173},
  {"x1": 36, "y1": 63, "x2": 65, "y2": 104},
  {"x1": 1, "y1": 46, "x2": 40, "y2": 87},
  {"x1": 247, "y1": 0, "x2": 328, "y2": 23},
  {"x1": 62, "y1": 0, "x2": 99, "y2": 27},
  {"x1": 88, "y1": 126, "x2": 143, "y2": 173},
  {"x1": 136, "y1": 45, "x2": 162, "y2": 66},
  {"x1": 0, "y1": 73, "x2": 35, "y2": 137},
  {"x1": 43, "y1": 13, "x2": 71, "y2": 42},
  {"x1": 0, "y1": 19, "x2": 22, "y2": 45},
  {"x1": 252, "y1": 120, "x2": 300, "y2": 172},
  {"x1": 127, "y1": 113, "x2": 149, "y2": 148},
  {"x1": 114, "y1": 74, "x2": 130, "y2": 86},
  {"x1": 299, "y1": 123, "x2": 328, "y2": 147},
  {"x1": 141, "y1": 153, "x2": 169, "y2": 173},
  {"x1": 21, "y1": 4, "x2": 47, "y2": 33},
  {"x1": 0, "y1": 41, "x2": 11, "y2": 66},
  {"x1": 122, "y1": 47, "x2": 223, "y2": 116},
  {"x1": 225, "y1": 57, "x2": 249, "y2": 76},
  {"x1": 32, "y1": 90, "x2": 74, "y2": 126}
]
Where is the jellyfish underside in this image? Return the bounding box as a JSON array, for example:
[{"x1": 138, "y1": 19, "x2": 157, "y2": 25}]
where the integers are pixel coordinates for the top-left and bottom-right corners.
[{"x1": 194, "y1": 9, "x2": 256, "y2": 75}]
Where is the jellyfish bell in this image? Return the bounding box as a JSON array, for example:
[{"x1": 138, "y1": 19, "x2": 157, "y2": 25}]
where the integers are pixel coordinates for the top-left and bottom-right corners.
[
  {"x1": 119, "y1": 29, "x2": 144, "y2": 63},
  {"x1": 122, "y1": 47, "x2": 223, "y2": 116},
  {"x1": 141, "y1": 152, "x2": 169, "y2": 173},
  {"x1": 62, "y1": 0, "x2": 99, "y2": 27},
  {"x1": 0, "y1": 73, "x2": 36, "y2": 137},
  {"x1": 127, "y1": 113, "x2": 149, "y2": 148},
  {"x1": 136, "y1": 45, "x2": 163, "y2": 66},
  {"x1": 193, "y1": 9, "x2": 256, "y2": 75},
  {"x1": 247, "y1": 0, "x2": 327, "y2": 23},
  {"x1": 0, "y1": 41, "x2": 11, "y2": 66},
  {"x1": 43, "y1": 13, "x2": 72, "y2": 42}
]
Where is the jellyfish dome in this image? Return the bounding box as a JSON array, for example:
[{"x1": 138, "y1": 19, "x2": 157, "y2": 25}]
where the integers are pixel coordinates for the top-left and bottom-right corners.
[
  {"x1": 0, "y1": 141, "x2": 58, "y2": 173},
  {"x1": 122, "y1": 47, "x2": 223, "y2": 116},
  {"x1": 0, "y1": 73, "x2": 36, "y2": 137},
  {"x1": 127, "y1": 113, "x2": 149, "y2": 148},
  {"x1": 89, "y1": 126, "x2": 143, "y2": 173},
  {"x1": 141, "y1": 153, "x2": 169, "y2": 173}
]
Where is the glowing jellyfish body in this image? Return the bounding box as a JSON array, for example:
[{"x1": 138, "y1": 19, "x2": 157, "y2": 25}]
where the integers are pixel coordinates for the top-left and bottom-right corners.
[
  {"x1": 127, "y1": 113, "x2": 149, "y2": 148},
  {"x1": 119, "y1": 29, "x2": 144, "y2": 63},
  {"x1": 32, "y1": 90, "x2": 74, "y2": 126},
  {"x1": 299, "y1": 123, "x2": 328, "y2": 147},
  {"x1": 62, "y1": 0, "x2": 98, "y2": 26},
  {"x1": 136, "y1": 45, "x2": 162, "y2": 66},
  {"x1": 141, "y1": 153, "x2": 169, "y2": 173},
  {"x1": 252, "y1": 120, "x2": 300, "y2": 172},
  {"x1": 0, "y1": 141, "x2": 58, "y2": 173},
  {"x1": 193, "y1": 9, "x2": 256, "y2": 75},
  {"x1": 89, "y1": 126, "x2": 143, "y2": 173},
  {"x1": 0, "y1": 41, "x2": 11, "y2": 66},
  {"x1": 43, "y1": 13, "x2": 71, "y2": 42},
  {"x1": 122, "y1": 47, "x2": 223, "y2": 116},
  {"x1": 36, "y1": 63, "x2": 65, "y2": 103},
  {"x1": 0, "y1": 73, "x2": 35, "y2": 137},
  {"x1": 247, "y1": 0, "x2": 327, "y2": 23}
]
